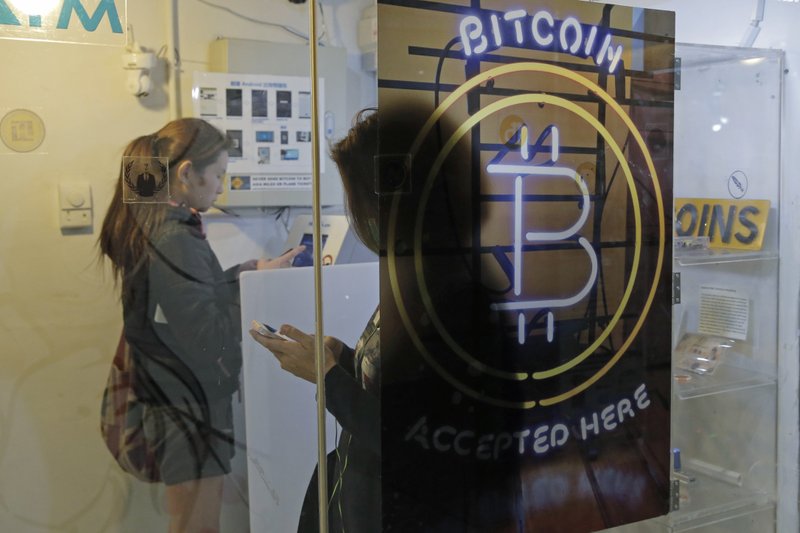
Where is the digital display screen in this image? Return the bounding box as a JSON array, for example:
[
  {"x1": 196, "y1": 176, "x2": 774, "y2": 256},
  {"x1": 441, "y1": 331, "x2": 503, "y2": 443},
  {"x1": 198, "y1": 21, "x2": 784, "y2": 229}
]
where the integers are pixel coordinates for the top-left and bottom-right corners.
[
  {"x1": 226, "y1": 89, "x2": 242, "y2": 117},
  {"x1": 292, "y1": 233, "x2": 329, "y2": 267},
  {"x1": 281, "y1": 148, "x2": 299, "y2": 161},
  {"x1": 256, "y1": 130, "x2": 274, "y2": 143}
]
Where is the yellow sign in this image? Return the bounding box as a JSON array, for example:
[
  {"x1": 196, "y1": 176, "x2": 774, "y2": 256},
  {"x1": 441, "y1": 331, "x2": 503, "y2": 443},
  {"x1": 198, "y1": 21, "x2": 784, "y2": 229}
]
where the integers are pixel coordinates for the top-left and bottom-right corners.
[
  {"x1": 0, "y1": 109, "x2": 45, "y2": 152},
  {"x1": 674, "y1": 198, "x2": 770, "y2": 250}
]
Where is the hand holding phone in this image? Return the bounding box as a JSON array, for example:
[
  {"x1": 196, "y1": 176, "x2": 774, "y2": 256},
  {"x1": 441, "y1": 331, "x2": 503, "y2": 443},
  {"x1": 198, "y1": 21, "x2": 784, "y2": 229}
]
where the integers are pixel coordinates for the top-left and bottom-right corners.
[
  {"x1": 250, "y1": 320, "x2": 290, "y2": 341},
  {"x1": 248, "y1": 322, "x2": 338, "y2": 383}
]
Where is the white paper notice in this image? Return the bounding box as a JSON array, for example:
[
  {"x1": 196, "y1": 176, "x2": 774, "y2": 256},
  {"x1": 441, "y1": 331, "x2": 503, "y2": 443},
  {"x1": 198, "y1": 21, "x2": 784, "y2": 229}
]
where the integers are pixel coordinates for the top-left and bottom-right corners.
[{"x1": 698, "y1": 286, "x2": 749, "y2": 340}]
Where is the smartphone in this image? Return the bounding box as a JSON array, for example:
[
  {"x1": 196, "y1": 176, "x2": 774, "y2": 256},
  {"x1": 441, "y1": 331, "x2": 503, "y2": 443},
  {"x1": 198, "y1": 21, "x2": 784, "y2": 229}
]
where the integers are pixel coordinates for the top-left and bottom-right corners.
[
  {"x1": 251, "y1": 320, "x2": 290, "y2": 341},
  {"x1": 280, "y1": 148, "x2": 299, "y2": 161}
]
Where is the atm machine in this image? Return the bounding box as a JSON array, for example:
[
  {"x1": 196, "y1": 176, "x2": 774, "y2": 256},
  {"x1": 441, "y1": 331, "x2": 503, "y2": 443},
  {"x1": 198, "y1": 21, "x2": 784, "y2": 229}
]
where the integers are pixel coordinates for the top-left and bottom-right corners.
[
  {"x1": 284, "y1": 214, "x2": 376, "y2": 267},
  {"x1": 239, "y1": 216, "x2": 377, "y2": 533}
]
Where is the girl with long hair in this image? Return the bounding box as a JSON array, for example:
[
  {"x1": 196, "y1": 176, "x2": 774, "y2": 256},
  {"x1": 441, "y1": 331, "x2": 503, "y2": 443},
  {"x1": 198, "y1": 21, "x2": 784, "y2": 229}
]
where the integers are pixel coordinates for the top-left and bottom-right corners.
[{"x1": 100, "y1": 118, "x2": 302, "y2": 532}]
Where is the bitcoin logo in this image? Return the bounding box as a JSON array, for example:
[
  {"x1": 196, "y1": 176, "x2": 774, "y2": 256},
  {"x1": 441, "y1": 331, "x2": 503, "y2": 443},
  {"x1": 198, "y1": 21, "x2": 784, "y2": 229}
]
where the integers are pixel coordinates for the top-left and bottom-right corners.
[{"x1": 387, "y1": 63, "x2": 665, "y2": 409}]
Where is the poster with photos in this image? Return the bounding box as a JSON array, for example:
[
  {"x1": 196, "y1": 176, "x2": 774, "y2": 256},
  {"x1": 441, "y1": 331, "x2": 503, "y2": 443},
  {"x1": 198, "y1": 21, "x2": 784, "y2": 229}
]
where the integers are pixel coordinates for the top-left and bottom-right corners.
[{"x1": 192, "y1": 72, "x2": 324, "y2": 191}]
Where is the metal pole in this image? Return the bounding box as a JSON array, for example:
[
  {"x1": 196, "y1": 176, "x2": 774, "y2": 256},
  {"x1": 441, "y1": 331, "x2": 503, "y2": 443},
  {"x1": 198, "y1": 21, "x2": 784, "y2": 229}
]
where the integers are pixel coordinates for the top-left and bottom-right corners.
[
  {"x1": 166, "y1": 0, "x2": 181, "y2": 119},
  {"x1": 307, "y1": 3, "x2": 329, "y2": 532}
]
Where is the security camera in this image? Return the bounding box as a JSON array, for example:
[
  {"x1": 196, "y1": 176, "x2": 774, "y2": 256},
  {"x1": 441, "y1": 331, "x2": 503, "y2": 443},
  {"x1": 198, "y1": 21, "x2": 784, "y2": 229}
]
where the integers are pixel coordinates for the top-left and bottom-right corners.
[
  {"x1": 122, "y1": 49, "x2": 156, "y2": 98},
  {"x1": 125, "y1": 70, "x2": 152, "y2": 98}
]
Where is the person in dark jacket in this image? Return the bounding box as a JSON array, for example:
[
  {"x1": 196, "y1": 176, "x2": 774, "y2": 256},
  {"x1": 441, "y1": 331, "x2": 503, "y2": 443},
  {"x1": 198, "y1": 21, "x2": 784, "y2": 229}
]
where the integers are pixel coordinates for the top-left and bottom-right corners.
[
  {"x1": 249, "y1": 109, "x2": 381, "y2": 533},
  {"x1": 249, "y1": 106, "x2": 526, "y2": 532},
  {"x1": 99, "y1": 118, "x2": 302, "y2": 533}
]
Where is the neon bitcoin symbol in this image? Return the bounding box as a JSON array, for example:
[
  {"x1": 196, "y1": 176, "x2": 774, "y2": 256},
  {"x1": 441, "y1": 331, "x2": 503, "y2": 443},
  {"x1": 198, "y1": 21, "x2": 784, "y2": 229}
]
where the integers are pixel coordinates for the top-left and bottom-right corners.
[
  {"x1": 488, "y1": 124, "x2": 597, "y2": 345},
  {"x1": 386, "y1": 62, "x2": 664, "y2": 409}
]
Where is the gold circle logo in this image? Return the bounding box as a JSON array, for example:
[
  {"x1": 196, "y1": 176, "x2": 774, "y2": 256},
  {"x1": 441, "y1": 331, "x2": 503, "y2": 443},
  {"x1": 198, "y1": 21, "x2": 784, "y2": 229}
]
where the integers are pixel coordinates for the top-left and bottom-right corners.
[
  {"x1": 388, "y1": 63, "x2": 665, "y2": 409},
  {"x1": 0, "y1": 109, "x2": 45, "y2": 153}
]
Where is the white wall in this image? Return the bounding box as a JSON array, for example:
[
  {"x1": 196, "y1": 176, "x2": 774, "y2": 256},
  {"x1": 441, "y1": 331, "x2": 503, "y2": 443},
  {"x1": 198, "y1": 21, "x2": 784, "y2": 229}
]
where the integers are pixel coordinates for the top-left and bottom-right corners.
[{"x1": 0, "y1": 1, "x2": 374, "y2": 531}]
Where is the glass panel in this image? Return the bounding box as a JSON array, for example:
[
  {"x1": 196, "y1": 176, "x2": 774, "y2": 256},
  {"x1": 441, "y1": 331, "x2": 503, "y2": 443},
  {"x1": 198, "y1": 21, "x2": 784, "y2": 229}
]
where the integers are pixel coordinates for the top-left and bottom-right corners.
[
  {"x1": 207, "y1": 38, "x2": 379, "y2": 533},
  {"x1": 0, "y1": 3, "x2": 377, "y2": 532},
  {"x1": 3, "y1": 1, "x2": 796, "y2": 532},
  {"x1": 377, "y1": 0, "x2": 674, "y2": 530},
  {"x1": 664, "y1": 43, "x2": 784, "y2": 533}
]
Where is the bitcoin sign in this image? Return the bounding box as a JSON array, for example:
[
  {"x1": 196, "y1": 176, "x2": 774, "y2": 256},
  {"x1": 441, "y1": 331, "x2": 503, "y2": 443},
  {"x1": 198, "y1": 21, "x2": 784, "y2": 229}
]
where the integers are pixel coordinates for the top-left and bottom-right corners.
[{"x1": 387, "y1": 62, "x2": 665, "y2": 409}]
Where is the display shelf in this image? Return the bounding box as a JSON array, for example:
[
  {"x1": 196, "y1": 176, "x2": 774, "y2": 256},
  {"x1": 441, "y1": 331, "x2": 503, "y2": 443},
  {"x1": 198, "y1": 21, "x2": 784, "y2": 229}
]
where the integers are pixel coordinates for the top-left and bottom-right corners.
[
  {"x1": 662, "y1": 470, "x2": 773, "y2": 529},
  {"x1": 674, "y1": 249, "x2": 779, "y2": 267},
  {"x1": 666, "y1": 42, "x2": 787, "y2": 533},
  {"x1": 662, "y1": 502, "x2": 774, "y2": 532},
  {"x1": 673, "y1": 363, "x2": 776, "y2": 400}
]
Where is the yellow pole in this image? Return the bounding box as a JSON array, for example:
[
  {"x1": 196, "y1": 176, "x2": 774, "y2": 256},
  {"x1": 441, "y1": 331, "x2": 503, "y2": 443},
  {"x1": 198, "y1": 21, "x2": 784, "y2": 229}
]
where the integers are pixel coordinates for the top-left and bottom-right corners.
[{"x1": 307, "y1": 2, "x2": 328, "y2": 532}]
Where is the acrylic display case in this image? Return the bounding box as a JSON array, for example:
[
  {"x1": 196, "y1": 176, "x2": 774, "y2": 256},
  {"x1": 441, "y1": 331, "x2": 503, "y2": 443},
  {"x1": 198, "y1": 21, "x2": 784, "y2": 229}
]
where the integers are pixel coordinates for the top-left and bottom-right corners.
[
  {"x1": 611, "y1": 43, "x2": 791, "y2": 533},
  {"x1": 665, "y1": 42, "x2": 784, "y2": 532}
]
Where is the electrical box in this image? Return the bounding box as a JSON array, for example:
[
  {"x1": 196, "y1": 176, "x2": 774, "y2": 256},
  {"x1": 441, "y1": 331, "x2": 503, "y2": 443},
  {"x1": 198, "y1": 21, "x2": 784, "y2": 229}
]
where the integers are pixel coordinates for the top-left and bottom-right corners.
[{"x1": 207, "y1": 39, "x2": 348, "y2": 207}]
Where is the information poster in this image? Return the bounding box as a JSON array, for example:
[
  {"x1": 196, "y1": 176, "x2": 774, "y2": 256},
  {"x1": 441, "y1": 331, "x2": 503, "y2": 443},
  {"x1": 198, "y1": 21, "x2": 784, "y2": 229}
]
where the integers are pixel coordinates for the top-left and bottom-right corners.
[
  {"x1": 192, "y1": 72, "x2": 324, "y2": 191},
  {"x1": 377, "y1": 1, "x2": 675, "y2": 531}
]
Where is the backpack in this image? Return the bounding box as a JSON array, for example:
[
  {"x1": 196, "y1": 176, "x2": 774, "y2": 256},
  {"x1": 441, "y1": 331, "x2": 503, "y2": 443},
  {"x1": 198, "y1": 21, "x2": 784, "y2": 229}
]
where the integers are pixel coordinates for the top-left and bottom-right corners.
[{"x1": 99, "y1": 332, "x2": 161, "y2": 482}]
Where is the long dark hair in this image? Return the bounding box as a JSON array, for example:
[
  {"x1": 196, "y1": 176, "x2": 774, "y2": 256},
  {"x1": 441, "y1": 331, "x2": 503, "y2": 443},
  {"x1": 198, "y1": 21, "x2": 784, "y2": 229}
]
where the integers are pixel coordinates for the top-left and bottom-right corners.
[{"x1": 98, "y1": 118, "x2": 229, "y2": 300}]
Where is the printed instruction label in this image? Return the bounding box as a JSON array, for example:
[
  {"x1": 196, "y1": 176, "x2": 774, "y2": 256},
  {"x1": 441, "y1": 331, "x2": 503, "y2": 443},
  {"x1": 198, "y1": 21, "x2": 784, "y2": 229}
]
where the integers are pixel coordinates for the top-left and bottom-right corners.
[
  {"x1": 698, "y1": 286, "x2": 749, "y2": 340},
  {"x1": 229, "y1": 174, "x2": 312, "y2": 191}
]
